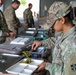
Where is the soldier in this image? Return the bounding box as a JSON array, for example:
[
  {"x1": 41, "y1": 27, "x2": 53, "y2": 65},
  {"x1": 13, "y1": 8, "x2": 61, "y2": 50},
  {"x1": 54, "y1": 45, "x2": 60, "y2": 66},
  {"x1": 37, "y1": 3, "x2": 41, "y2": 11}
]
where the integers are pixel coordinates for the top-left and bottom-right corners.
[
  {"x1": 0, "y1": 0, "x2": 14, "y2": 43},
  {"x1": 23, "y1": 3, "x2": 34, "y2": 28},
  {"x1": 32, "y1": 1, "x2": 76, "y2": 75},
  {"x1": 4, "y1": 0, "x2": 21, "y2": 39}
]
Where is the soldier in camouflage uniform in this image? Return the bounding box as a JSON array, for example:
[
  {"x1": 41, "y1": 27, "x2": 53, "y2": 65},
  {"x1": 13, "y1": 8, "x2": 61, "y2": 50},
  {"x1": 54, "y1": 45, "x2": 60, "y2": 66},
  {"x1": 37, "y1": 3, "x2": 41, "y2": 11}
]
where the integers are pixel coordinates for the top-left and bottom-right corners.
[
  {"x1": 0, "y1": 0, "x2": 15, "y2": 43},
  {"x1": 32, "y1": 2, "x2": 76, "y2": 75},
  {"x1": 4, "y1": 0, "x2": 21, "y2": 37},
  {"x1": 23, "y1": 3, "x2": 34, "y2": 28}
]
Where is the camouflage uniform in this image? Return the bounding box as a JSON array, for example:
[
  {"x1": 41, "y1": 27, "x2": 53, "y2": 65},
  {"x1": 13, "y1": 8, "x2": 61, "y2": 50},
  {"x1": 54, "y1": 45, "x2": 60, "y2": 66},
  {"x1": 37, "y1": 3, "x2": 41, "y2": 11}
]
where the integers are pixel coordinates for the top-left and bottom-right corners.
[
  {"x1": 4, "y1": 6, "x2": 21, "y2": 35},
  {"x1": 45, "y1": 27, "x2": 76, "y2": 75},
  {"x1": 41, "y1": 32, "x2": 62, "y2": 63},
  {"x1": 42, "y1": 32, "x2": 62, "y2": 49},
  {"x1": 42, "y1": 2, "x2": 76, "y2": 75},
  {"x1": 23, "y1": 8, "x2": 34, "y2": 28},
  {"x1": 0, "y1": 10, "x2": 9, "y2": 43}
]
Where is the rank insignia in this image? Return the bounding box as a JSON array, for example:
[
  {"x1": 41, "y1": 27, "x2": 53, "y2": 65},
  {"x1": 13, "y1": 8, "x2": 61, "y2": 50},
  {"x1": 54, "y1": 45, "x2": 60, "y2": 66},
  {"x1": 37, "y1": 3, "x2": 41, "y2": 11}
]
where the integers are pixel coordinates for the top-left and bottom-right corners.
[{"x1": 71, "y1": 64, "x2": 76, "y2": 71}]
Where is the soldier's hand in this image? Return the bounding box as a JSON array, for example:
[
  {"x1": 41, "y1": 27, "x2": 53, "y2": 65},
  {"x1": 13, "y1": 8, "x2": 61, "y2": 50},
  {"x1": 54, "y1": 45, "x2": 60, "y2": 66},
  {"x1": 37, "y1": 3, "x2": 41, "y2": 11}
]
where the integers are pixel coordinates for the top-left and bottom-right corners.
[
  {"x1": 36, "y1": 62, "x2": 46, "y2": 72},
  {"x1": 31, "y1": 41, "x2": 42, "y2": 50},
  {"x1": 9, "y1": 32, "x2": 15, "y2": 38}
]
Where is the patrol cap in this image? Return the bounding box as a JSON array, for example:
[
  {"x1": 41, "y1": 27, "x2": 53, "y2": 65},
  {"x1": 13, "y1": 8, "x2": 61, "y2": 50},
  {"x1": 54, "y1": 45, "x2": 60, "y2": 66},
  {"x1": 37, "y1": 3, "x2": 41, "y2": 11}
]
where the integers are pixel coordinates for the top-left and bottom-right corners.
[{"x1": 47, "y1": 2, "x2": 71, "y2": 27}]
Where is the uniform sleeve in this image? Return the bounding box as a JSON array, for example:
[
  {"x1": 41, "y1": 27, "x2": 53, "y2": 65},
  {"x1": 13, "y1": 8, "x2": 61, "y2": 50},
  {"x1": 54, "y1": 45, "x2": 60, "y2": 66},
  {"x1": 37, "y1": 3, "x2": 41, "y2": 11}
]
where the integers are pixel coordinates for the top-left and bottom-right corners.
[
  {"x1": 23, "y1": 9, "x2": 29, "y2": 25},
  {"x1": 64, "y1": 54, "x2": 76, "y2": 75},
  {"x1": 4, "y1": 10, "x2": 17, "y2": 33},
  {"x1": 0, "y1": 11, "x2": 9, "y2": 32},
  {"x1": 4, "y1": 9, "x2": 21, "y2": 33},
  {"x1": 6, "y1": 20, "x2": 17, "y2": 33},
  {"x1": 42, "y1": 31, "x2": 63, "y2": 49},
  {"x1": 42, "y1": 37, "x2": 56, "y2": 49},
  {"x1": 9, "y1": 11, "x2": 21, "y2": 28}
]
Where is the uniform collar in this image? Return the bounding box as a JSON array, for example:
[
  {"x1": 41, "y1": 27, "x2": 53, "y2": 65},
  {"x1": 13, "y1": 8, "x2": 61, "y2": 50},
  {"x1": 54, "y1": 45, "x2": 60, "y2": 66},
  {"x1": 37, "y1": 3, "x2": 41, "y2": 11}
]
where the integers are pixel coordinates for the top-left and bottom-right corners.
[
  {"x1": 10, "y1": 6, "x2": 15, "y2": 10},
  {"x1": 62, "y1": 26, "x2": 76, "y2": 39}
]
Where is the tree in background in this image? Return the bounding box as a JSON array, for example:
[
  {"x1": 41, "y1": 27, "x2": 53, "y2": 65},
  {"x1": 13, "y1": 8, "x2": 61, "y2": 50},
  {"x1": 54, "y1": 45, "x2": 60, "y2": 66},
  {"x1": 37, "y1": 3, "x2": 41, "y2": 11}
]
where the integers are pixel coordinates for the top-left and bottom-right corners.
[{"x1": 20, "y1": 0, "x2": 26, "y2": 6}]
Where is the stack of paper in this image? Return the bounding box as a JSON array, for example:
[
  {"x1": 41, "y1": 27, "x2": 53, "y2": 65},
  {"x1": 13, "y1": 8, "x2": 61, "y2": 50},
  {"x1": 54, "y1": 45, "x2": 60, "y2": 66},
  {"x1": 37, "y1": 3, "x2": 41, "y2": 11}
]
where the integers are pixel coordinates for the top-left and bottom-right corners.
[{"x1": 10, "y1": 37, "x2": 30, "y2": 45}]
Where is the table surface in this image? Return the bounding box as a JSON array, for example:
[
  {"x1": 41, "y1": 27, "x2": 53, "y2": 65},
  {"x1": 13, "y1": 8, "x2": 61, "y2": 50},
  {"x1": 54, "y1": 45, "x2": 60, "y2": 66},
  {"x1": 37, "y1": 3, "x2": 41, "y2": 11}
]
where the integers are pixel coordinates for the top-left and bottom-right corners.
[{"x1": 0, "y1": 53, "x2": 23, "y2": 73}]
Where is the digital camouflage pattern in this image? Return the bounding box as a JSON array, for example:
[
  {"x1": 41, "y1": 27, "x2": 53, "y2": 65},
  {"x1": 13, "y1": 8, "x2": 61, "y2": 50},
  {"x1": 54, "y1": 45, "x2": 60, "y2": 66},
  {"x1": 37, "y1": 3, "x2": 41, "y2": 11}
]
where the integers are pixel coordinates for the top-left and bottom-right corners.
[
  {"x1": 42, "y1": 31, "x2": 62, "y2": 63},
  {"x1": 4, "y1": 6, "x2": 21, "y2": 34},
  {"x1": 43, "y1": 1, "x2": 71, "y2": 48},
  {"x1": 43, "y1": 2, "x2": 76, "y2": 75},
  {"x1": 42, "y1": 37, "x2": 55, "y2": 49},
  {"x1": 23, "y1": 8, "x2": 34, "y2": 28},
  {"x1": 47, "y1": 2, "x2": 71, "y2": 27},
  {"x1": 0, "y1": 10, "x2": 9, "y2": 43},
  {"x1": 45, "y1": 26, "x2": 76, "y2": 75},
  {"x1": 42, "y1": 31, "x2": 62, "y2": 49}
]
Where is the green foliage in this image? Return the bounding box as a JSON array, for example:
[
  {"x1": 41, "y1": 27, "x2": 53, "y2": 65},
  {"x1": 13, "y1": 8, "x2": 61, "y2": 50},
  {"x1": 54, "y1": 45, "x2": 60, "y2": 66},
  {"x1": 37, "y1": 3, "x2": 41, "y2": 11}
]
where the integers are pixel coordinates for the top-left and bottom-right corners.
[
  {"x1": 22, "y1": 51, "x2": 31, "y2": 58},
  {"x1": 22, "y1": 51, "x2": 32, "y2": 64},
  {"x1": 20, "y1": 0, "x2": 26, "y2": 6}
]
